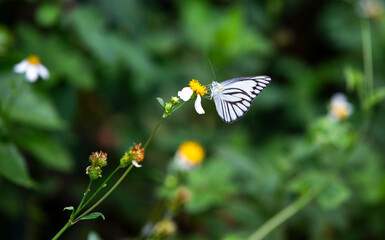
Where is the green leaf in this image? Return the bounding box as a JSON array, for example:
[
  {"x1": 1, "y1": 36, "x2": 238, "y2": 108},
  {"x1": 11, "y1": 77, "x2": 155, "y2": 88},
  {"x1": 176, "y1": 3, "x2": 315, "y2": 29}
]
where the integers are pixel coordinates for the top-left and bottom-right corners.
[
  {"x1": 343, "y1": 65, "x2": 363, "y2": 92},
  {"x1": 35, "y1": 3, "x2": 60, "y2": 27},
  {"x1": 317, "y1": 177, "x2": 351, "y2": 209},
  {"x1": 185, "y1": 159, "x2": 238, "y2": 213},
  {"x1": 63, "y1": 206, "x2": 74, "y2": 212},
  {"x1": 80, "y1": 212, "x2": 105, "y2": 221},
  {"x1": 15, "y1": 130, "x2": 73, "y2": 172},
  {"x1": 0, "y1": 25, "x2": 12, "y2": 56},
  {"x1": 0, "y1": 75, "x2": 65, "y2": 130},
  {"x1": 0, "y1": 142, "x2": 35, "y2": 188},
  {"x1": 364, "y1": 87, "x2": 385, "y2": 109},
  {"x1": 156, "y1": 97, "x2": 165, "y2": 108}
]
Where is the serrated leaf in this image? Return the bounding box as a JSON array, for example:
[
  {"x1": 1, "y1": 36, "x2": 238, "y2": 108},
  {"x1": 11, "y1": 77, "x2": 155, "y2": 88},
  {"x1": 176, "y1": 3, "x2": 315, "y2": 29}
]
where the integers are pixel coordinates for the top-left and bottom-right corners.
[
  {"x1": 0, "y1": 142, "x2": 35, "y2": 188},
  {"x1": 80, "y1": 212, "x2": 105, "y2": 221},
  {"x1": 63, "y1": 206, "x2": 74, "y2": 212},
  {"x1": 15, "y1": 130, "x2": 73, "y2": 172},
  {"x1": 156, "y1": 97, "x2": 165, "y2": 108}
]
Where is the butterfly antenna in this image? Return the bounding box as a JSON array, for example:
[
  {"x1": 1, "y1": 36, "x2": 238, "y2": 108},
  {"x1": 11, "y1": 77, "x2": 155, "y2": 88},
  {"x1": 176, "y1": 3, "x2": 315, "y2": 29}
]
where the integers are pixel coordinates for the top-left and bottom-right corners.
[{"x1": 208, "y1": 60, "x2": 217, "y2": 81}]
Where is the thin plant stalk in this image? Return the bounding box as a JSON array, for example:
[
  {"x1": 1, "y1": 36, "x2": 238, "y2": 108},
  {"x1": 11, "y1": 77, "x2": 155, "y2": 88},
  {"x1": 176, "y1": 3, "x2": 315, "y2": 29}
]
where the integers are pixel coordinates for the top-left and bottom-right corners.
[
  {"x1": 73, "y1": 164, "x2": 134, "y2": 223},
  {"x1": 52, "y1": 114, "x2": 168, "y2": 239},
  {"x1": 247, "y1": 169, "x2": 337, "y2": 240},
  {"x1": 144, "y1": 117, "x2": 165, "y2": 150},
  {"x1": 52, "y1": 221, "x2": 72, "y2": 240},
  {"x1": 78, "y1": 166, "x2": 121, "y2": 213},
  {"x1": 361, "y1": 17, "x2": 373, "y2": 109},
  {"x1": 71, "y1": 180, "x2": 93, "y2": 218}
]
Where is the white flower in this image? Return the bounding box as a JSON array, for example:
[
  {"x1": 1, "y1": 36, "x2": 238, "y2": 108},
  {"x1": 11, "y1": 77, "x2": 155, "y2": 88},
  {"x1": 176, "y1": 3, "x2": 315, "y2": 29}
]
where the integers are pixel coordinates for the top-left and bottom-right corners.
[
  {"x1": 14, "y1": 55, "x2": 49, "y2": 82},
  {"x1": 177, "y1": 79, "x2": 206, "y2": 114},
  {"x1": 328, "y1": 93, "x2": 354, "y2": 122}
]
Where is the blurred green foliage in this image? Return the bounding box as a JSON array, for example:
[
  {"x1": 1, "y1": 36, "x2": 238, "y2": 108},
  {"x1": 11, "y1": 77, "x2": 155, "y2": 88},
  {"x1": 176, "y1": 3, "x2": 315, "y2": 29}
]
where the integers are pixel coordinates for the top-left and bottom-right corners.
[{"x1": 0, "y1": 0, "x2": 385, "y2": 240}]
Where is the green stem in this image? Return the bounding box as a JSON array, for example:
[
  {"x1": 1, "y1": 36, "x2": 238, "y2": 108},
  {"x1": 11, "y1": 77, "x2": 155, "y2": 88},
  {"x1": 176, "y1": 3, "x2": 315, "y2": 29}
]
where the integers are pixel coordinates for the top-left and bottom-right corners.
[
  {"x1": 361, "y1": 17, "x2": 373, "y2": 109},
  {"x1": 72, "y1": 180, "x2": 93, "y2": 218},
  {"x1": 169, "y1": 100, "x2": 188, "y2": 115},
  {"x1": 77, "y1": 166, "x2": 121, "y2": 214},
  {"x1": 143, "y1": 117, "x2": 165, "y2": 150},
  {"x1": 51, "y1": 221, "x2": 72, "y2": 240},
  {"x1": 73, "y1": 164, "x2": 134, "y2": 223},
  {"x1": 247, "y1": 173, "x2": 334, "y2": 240}
]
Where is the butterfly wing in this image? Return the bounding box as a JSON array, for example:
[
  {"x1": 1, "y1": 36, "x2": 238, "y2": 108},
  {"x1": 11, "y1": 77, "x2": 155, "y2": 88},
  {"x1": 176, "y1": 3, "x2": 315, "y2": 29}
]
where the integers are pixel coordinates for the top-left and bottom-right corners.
[{"x1": 213, "y1": 76, "x2": 271, "y2": 123}]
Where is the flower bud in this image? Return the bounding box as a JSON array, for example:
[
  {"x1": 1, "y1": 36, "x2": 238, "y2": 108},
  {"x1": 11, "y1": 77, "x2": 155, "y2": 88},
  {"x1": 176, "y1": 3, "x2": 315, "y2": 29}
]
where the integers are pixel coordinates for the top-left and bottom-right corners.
[
  {"x1": 86, "y1": 151, "x2": 107, "y2": 180},
  {"x1": 86, "y1": 166, "x2": 102, "y2": 181},
  {"x1": 120, "y1": 143, "x2": 145, "y2": 168},
  {"x1": 153, "y1": 219, "x2": 177, "y2": 239},
  {"x1": 171, "y1": 96, "x2": 179, "y2": 105},
  {"x1": 164, "y1": 102, "x2": 173, "y2": 113}
]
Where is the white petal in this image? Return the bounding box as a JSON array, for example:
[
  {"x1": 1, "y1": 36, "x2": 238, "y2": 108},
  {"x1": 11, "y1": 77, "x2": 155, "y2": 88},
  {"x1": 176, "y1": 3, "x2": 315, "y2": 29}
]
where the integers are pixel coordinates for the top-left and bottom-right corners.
[
  {"x1": 331, "y1": 93, "x2": 347, "y2": 104},
  {"x1": 38, "y1": 64, "x2": 49, "y2": 80},
  {"x1": 178, "y1": 87, "x2": 193, "y2": 101},
  {"x1": 26, "y1": 66, "x2": 39, "y2": 82},
  {"x1": 13, "y1": 60, "x2": 29, "y2": 73},
  {"x1": 132, "y1": 161, "x2": 142, "y2": 168},
  {"x1": 194, "y1": 94, "x2": 205, "y2": 114}
]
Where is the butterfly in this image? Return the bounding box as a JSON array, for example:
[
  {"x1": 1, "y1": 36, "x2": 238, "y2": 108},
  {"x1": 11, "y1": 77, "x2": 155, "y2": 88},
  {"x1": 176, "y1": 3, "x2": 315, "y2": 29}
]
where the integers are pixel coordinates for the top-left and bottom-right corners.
[{"x1": 210, "y1": 76, "x2": 271, "y2": 123}]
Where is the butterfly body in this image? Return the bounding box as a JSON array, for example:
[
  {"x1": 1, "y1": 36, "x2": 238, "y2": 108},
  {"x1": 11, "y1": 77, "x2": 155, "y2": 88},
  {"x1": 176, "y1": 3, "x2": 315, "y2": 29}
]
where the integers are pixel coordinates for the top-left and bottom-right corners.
[{"x1": 210, "y1": 76, "x2": 271, "y2": 123}]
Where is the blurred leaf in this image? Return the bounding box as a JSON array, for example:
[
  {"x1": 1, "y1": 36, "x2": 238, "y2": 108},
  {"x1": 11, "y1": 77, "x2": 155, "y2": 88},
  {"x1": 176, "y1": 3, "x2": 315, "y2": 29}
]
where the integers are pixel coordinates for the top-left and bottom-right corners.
[
  {"x1": 64, "y1": 7, "x2": 155, "y2": 92},
  {"x1": 15, "y1": 130, "x2": 73, "y2": 172},
  {"x1": 310, "y1": 117, "x2": 356, "y2": 150},
  {"x1": 287, "y1": 170, "x2": 324, "y2": 194},
  {"x1": 87, "y1": 231, "x2": 102, "y2": 240},
  {"x1": 185, "y1": 159, "x2": 238, "y2": 213},
  {"x1": 344, "y1": 65, "x2": 363, "y2": 93},
  {"x1": 35, "y1": 3, "x2": 60, "y2": 27},
  {"x1": 80, "y1": 212, "x2": 105, "y2": 221},
  {"x1": 222, "y1": 236, "x2": 244, "y2": 240},
  {"x1": 0, "y1": 25, "x2": 13, "y2": 56},
  {"x1": 0, "y1": 142, "x2": 35, "y2": 188},
  {"x1": 0, "y1": 74, "x2": 64, "y2": 130},
  {"x1": 317, "y1": 177, "x2": 351, "y2": 209},
  {"x1": 0, "y1": 182, "x2": 24, "y2": 218},
  {"x1": 364, "y1": 87, "x2": 385, "y2": 109},
  {"x1": 64, "y1": 7, "x2": 116, "y2": 64},
  {"x1": 320, "y1": 3, "x2": 361, "y2": 50},
  {"x1": 349, "y1": 143, "x2": 384, "y2": 204}
]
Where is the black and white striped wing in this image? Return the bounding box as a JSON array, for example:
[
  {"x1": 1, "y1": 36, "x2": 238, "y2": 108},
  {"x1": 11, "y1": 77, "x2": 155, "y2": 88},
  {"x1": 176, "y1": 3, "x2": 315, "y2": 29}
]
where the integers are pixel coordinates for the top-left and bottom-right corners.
[{"x1": 213, "y1": 76, "x2": 271, "y2": 123}]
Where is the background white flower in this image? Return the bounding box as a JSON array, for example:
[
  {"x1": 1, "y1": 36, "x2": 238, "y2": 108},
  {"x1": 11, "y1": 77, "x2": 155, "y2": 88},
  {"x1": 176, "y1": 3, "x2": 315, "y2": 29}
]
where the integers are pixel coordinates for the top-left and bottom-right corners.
[
  {"x1": 14, "y1": 55, "x2": 49, "y2": 82},
  {"x1": 328, "y1": 93, "x2": 354, "y2": 122}
]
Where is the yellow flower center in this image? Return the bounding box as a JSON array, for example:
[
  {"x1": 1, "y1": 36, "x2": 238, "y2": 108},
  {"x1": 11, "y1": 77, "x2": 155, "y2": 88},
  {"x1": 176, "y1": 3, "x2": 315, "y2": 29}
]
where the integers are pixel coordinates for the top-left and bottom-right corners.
[
  {"x1": 332, "y1": 105, "x2": 349, "y2": 120},
  {"x1": 27, "y1": 55, "x2": 41, "y2": 65},
  {"x1": 189, "y1": 79, "x2": 207, "y2": 96},
  {"x1": 179, "y1": 141, "x2": 205, "y2": 164}
]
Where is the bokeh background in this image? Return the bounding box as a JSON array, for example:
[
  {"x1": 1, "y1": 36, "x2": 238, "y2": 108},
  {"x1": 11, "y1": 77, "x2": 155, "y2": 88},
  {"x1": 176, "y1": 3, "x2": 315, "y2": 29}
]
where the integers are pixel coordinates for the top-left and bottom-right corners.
[{"x1": 1, "y1": 0, "x2": 385, "y2": 239}]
